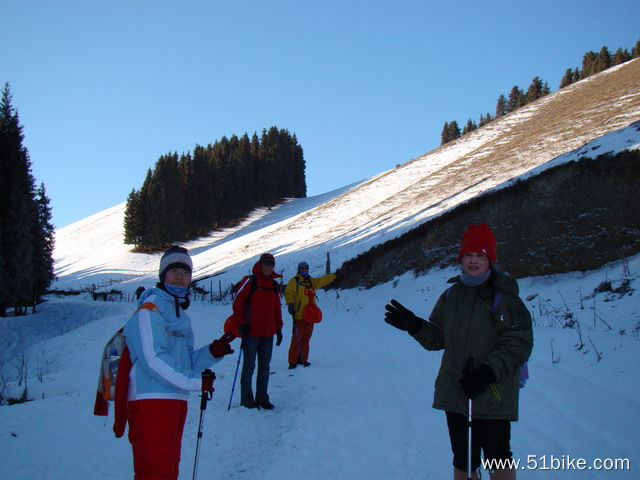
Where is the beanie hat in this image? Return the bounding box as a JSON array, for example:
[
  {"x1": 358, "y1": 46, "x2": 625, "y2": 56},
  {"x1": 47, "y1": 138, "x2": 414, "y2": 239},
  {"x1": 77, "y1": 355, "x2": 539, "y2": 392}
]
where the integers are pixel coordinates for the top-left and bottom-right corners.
[
  {"x1": 159, "y1": 246, "x2": 193, "y2": 282},
  {"x1": 297, "y1": 261, "x2": 309, "y2": 271},
  {"x1": 260, "y1": 253, "x2": 275, "y2": 266},
  {"x1": 458, "y1": 223, "x2": 497, "y2": 264}
]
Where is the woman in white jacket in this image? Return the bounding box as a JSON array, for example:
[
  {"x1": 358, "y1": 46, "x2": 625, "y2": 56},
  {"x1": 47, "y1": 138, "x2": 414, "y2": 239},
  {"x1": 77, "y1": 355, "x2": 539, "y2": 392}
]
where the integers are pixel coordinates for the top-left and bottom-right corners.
[{"x1": 123, "y1": 246, "x2": 234, "y2": 480}]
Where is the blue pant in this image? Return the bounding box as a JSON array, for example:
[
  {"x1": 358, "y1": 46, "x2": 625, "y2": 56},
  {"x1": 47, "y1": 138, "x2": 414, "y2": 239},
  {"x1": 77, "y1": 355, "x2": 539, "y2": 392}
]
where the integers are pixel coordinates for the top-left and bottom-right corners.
[{"x1": 240, "y1": 336, "x2": 274, "y2": 405}]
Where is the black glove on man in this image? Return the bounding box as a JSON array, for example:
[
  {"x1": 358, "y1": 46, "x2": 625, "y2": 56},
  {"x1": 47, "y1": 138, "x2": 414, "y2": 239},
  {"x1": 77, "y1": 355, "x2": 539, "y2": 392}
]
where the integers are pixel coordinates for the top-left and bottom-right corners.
[
  {"x1": 276, "y1": 328, "x2": 283, "y2": 346},
  {"x1": 460, "y1": 364, "x2": 496, "y2": 399},
  {"x1": 287, "y1": 304, "x2": 295, "y2": 316},
  {"x1": 384, "y1": 300, "x2": 423, "y2": 335}
]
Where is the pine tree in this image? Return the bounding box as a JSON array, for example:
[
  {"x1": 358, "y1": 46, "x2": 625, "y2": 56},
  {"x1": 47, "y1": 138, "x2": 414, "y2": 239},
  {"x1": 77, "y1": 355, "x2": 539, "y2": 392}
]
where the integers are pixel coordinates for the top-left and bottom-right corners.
[
  {"x1": 440, "y1": 121, "x2": 450, "y2": 145},
  {"x1": 462, "y1": 119, "x2": 477, "y2": 135},
  {"x1": 596, "y1": 46, "x2": 611, "y2": 72},
  {"x1": 611, "y1": 48, "x2": 631, "y2": 66},
  {"x1": 506, "y1": 86, "x2": 525, "y2": 112},
  {"x1": 581, "y1": 50, "x2": 597, "y2": 78},
  {"x1": 124, "y1": 188, "x2": 143, "y2": 247},
  {"x1": 633, "y1": 40, "x2": 640, "y2": 58},
  {"x1": 496, "y1": 95, "x2": 507, "y2": 118},
  {"x1": 525, "y1": 76, "x2": 545, "y2": 104},
  {"x1": 559, "y1": 68, "x2": 574, "y2": 88},
  {"x1": 572, "y1": 67, "x2": 581, "y2": 82},
  {"x1": 31, "y1": 183, "x2": 55, "y2": 307},
  {"x1": 123, "y1": 126, "x2": 306, "y2": 249},
  {"x1": 478, "y1": 113, "x2": 493, "y2": 127},
  {"x1": 0, "y1": 84, "x2": 53, "y2": 315}
]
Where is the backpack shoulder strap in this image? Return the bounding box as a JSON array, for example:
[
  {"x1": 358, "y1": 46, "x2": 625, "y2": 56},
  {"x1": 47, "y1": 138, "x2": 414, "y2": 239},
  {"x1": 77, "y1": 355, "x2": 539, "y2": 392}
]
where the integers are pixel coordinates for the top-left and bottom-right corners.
[{"x1": 490, "y1": 290, "x2": 503, "y2": 315}]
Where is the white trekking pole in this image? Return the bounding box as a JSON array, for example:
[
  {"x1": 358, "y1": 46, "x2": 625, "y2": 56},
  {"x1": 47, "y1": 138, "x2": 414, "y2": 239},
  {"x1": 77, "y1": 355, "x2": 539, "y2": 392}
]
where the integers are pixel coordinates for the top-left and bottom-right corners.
[{"x1": 465, "y1": 358, "x2": 474, "y2": 480}]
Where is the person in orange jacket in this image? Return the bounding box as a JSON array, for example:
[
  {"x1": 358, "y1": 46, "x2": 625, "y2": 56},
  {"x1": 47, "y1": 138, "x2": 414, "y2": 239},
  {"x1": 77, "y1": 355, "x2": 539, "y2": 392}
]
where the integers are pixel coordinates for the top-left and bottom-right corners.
[
  {"x1": 285, "y1": 261, "x2": 336, "y2": 369},
  {"x1": 234, "y1": 253, "x2": 283, "y2": 409}
]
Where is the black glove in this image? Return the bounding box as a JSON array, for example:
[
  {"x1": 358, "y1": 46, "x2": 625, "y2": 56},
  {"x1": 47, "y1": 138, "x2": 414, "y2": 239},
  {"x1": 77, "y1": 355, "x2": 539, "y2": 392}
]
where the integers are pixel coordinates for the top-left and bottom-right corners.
[
  {"x1": 238, "y1": 323, "x2": 250, "y2": 338},
  {"x1": 287, "y1": 304, "x2": 295, "y2": 316},
  {"x1": 460, "y1": 364, "x2": 496, "y2": 399},
  {"x1": 276, "y1": 328, "x2": 283, "y2": 346},
  {"x1": 384, "y1": 300, "x2": 422, "y2": 335}
]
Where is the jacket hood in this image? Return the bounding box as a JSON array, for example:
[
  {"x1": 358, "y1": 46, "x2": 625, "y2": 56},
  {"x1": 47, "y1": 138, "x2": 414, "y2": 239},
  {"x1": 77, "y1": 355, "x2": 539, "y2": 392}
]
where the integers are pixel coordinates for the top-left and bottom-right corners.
[{"x1": 252, "y1": 261, "x2": 283, "y2": 279}]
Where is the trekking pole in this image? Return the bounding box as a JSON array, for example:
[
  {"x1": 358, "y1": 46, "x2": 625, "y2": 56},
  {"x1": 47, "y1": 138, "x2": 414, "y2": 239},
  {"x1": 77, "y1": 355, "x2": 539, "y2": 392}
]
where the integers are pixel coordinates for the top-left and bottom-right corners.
[
  {"x1": 465, "y1": 358, "x2": 474, "y2": 480},
  {"x1": 227, "y1": 344, "x2": 243, "y2": 410},
  {"x1": 192, "y1": 369, "x2": 215, "y2": 480}
]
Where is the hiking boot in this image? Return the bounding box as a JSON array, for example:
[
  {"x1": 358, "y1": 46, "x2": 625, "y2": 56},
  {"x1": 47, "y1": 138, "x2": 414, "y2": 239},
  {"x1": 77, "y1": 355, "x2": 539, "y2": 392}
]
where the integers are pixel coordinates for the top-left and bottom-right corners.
[
  {"x1": 303, "y1": 361, "x2": 311, "y2": 367},
  {"x1": 288, "y1": 363, "x2": 297, "y2": 369},
  {"x1": 258, "y1": 401, "x2": 274, "y2": 410},
  {"x1": 242, "y1": 401, "x2": 257, "y2": 409}
]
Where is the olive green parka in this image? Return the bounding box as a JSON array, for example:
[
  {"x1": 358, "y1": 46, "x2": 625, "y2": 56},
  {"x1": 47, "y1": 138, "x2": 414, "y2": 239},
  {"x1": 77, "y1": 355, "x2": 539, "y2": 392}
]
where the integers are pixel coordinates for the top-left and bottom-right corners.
[{"x1": 412, "y1": 268, "x2": 533, "y2": 420}]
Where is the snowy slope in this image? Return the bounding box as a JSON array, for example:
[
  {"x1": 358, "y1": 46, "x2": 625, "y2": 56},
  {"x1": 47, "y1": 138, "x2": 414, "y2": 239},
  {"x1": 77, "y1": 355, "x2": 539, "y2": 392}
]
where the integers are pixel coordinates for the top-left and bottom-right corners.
[
  {"x1": 52, "y1": 59, "x2": 640, "y2": 294},
  {"x1": 1, "y1": 61, "x2": 639, "y2": 479}
]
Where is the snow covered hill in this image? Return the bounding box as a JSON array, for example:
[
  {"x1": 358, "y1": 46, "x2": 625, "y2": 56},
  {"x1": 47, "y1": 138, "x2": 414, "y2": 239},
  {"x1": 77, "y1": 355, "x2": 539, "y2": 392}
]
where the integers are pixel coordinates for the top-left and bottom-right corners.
[
  {"x1": 0, "y1": 60, "x2": 639, "y2": 479},
  {"x1": 52, "y1": 58, "x2": 640, "y2": 294}
]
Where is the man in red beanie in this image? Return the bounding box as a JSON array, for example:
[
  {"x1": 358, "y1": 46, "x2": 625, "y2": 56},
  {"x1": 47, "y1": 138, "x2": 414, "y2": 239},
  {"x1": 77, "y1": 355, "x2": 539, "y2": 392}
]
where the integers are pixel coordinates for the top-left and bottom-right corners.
[{"x1": 385, "y1": 224, "x2": 533, "y2": 480}]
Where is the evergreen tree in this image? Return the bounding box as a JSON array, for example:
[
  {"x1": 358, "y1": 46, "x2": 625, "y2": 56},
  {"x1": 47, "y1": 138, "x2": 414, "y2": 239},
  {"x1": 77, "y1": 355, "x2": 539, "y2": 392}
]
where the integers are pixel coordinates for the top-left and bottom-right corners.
[
  {"x1": 581, "y1": 50, "x2": 598, "y2": 78},
  {"x1": 478, "y1": 113, "x2": 493, "y2": 127},
  {"x1": 611, "y1": 48, "x2": 631, "y2": 66},
  {"x1": 462, "y1": 119, "x2": 477, "y2": 135},
  {"x1": 0, "y1": 84, "x2": 53, "y2": 315},
  {"x1": 525, "y1": 76, "x2": 545, "y2": 104},
  {"x1": 124, "y1": 189, "x2": 143, "y2": 247},
  {"x1": 633, "y1": 40, "x2": 640, "y2": 58},
  {"x1": 496, "y1": 95, "x2": 507, "y2": 118},
  {"x1": 440, "y1": 121, "x2": 450, "y2": 145},
  {"x1": 559, "y1": 68, "x2": 574, "y2": 88},
  {"x1": 595, "y1": 46, "x2": 611, "y2": 73},
  {"x1": 572, "y1": 67, "x2": 581, "y2": 83},
  {"x1": 31, "y1": 183, "x2": 55, "y2": 307},
  {"x1": 123, "y1": 126, "x2": 307, "y2": 250},
  {"x1": 506, "y1": 85, "x2": 525, "y2": 112}
]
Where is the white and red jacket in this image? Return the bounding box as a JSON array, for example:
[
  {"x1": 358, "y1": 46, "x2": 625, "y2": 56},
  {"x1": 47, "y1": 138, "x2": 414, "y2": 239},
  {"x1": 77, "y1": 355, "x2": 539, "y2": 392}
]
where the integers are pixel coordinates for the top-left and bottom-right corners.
[{"x1": 123, "y1": 287, "x2": 220, "y2": 401}]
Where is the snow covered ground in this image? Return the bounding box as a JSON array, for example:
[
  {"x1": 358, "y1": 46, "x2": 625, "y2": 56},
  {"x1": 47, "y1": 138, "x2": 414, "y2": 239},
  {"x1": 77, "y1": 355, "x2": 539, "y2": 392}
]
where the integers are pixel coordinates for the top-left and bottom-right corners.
[{"x1": 1, "y1": 254, "x2": 638, "y2": 479}]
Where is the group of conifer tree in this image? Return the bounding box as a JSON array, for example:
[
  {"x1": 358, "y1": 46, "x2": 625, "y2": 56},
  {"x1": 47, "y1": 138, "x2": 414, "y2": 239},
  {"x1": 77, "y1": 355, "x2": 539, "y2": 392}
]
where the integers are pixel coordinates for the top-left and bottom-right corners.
[
  {"x1": 0, "y1": 84, "x2": 55, "y2": 316},
  {"x1": 124, "y1": 126, "x2": 306, "y2": 250},
  {"x1": 441, "y1": 39, "x2": 640, "y2": 145}
]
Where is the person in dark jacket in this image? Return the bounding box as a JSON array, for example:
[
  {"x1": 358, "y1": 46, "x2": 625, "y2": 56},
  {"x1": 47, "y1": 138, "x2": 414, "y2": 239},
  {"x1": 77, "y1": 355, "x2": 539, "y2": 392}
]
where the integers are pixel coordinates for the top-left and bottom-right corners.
[
  {"x1": 234, "y1": 253, "x2": 283, "y2": 409},
  {"x1": 384, "y1": 224, "x2": 533, "y2": 480}
]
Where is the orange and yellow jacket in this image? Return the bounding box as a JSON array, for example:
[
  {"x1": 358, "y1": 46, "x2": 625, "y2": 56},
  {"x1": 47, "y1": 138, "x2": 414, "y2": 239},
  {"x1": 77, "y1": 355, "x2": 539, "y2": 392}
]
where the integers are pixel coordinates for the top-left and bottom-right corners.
[{"x1": 284, "y1": 272, "x2": 336, "y2": 320}]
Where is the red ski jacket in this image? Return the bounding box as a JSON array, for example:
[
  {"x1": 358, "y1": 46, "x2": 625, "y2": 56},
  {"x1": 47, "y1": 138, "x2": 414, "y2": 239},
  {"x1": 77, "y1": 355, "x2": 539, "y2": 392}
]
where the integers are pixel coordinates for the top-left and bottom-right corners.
[{"x1": 233, "y1": 262, "x2": 283, "y2": 337}]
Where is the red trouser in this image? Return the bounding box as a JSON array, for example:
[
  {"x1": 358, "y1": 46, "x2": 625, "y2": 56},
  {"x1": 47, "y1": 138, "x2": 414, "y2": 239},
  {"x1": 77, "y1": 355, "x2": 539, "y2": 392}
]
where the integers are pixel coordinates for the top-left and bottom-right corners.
[
  {"x1": 288, "y1": 319, "x2": 314, "y2": 364},
  {"x1": 127, "y1": 399, "x2": 188, "y2": 480}
]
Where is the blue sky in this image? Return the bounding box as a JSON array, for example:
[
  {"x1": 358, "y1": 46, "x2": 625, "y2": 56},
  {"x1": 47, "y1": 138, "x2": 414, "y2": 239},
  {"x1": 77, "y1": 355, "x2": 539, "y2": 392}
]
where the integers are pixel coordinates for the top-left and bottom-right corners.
[{"x1": 3, "y1": 0, "x2": 639, "y2": 228}]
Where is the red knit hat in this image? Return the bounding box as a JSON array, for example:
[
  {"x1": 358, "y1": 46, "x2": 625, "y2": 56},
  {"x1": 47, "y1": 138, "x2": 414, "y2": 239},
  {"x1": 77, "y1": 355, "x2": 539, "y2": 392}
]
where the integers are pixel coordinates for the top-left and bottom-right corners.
[{"x1": 458, "y1": 223, "x2": 497, "y2": 264}]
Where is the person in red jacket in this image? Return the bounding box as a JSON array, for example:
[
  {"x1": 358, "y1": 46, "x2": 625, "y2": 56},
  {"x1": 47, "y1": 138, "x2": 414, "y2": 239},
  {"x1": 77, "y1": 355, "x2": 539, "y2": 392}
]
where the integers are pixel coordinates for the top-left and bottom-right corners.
[{"x1": 234, "y1": 253, "x2": 283, "y2": 409}]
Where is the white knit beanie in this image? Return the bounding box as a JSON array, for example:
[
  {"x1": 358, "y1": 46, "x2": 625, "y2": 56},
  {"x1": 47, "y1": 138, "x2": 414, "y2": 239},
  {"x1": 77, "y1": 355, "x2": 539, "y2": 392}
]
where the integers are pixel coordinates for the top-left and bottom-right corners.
[{"x1": 159, "y1": 246, "x2": 193, "y2": 281}]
